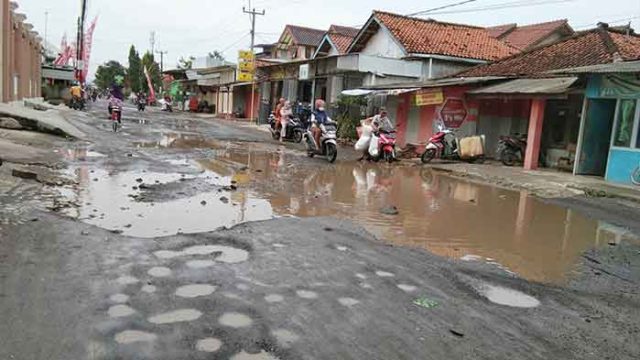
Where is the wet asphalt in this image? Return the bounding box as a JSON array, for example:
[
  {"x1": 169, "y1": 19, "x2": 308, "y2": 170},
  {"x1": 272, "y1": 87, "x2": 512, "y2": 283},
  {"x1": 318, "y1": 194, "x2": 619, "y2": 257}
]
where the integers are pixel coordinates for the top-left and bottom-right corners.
[{"x1": 0, "y1": 101, "x2": 639, "y2": 359}]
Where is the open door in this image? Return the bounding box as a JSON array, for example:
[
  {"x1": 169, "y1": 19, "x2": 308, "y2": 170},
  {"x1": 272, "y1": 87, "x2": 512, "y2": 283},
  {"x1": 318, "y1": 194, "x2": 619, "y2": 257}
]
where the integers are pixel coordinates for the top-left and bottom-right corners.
[{"x1": 576, "y1": 99, "x2": 616, "y2": 176}]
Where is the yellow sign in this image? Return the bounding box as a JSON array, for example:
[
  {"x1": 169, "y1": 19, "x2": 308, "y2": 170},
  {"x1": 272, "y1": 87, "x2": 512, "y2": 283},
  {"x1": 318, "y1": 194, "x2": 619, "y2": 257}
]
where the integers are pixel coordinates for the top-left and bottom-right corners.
[
  {"x1": 237, "y1": 72, "x2": 253, "y2": 82},
  {"x1": 238, "y1": 61, "x2": 254, "y2": 72},
  {"x1": 238, "y1": 50, "x2": 254, "y2": 61},
  {"x1": 415, "y1": 88, "x2": 444, "y2": 106}
]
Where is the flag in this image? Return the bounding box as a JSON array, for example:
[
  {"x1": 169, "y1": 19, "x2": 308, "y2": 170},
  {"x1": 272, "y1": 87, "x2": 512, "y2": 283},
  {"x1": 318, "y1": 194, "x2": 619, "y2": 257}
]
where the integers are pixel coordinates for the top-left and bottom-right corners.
[
  {"x1": 81, "y1": 16, "x2": 98, "y2": 82},
  {"x1": 144, "y1": 65, "x2": 156, "y2": 103}
]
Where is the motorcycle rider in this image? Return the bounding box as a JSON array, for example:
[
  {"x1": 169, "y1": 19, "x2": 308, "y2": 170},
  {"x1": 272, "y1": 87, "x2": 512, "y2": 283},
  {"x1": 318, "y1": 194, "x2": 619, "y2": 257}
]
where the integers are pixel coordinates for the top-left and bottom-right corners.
[
  {"x1": 371, "y1": 107, "x2": 394, "y2": 134},
  {"x1": 311, "y1": 99, "x2": 332, "y2": 150},
  {"x1": 109, "y1": 79, "x2": 125, "y2": 123},
  {"x1": 274, "y1": 97, "x2": 285, "y2": 134},
  {"x1": 280, "y1": 100, "x2": 293, "y2": 142}
]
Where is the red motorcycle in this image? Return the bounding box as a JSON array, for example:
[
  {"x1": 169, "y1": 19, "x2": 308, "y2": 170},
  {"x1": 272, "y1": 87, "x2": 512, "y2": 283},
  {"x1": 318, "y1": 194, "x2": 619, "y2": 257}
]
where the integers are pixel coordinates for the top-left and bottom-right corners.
[{"x1": 377, "y1": 131, "x2": 397, "y2": 163}]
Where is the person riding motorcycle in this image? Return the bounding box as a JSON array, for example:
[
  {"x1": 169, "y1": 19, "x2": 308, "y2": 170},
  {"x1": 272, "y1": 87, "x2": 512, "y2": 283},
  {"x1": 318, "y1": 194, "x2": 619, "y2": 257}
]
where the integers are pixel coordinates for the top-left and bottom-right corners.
[
  {"x1": 371, "y1": 107, "x2": 394, "y2": 134},
  {"x1": 70, "y1": 83, "x2": 83, "y2": 108},
  {"x1": 311, "y1": 99, "x2": 332, "y2": 150},
  {"x1": 280, "y1": 100, "x2": 293, "y2": 142},
  {"x1": 109, "y1": 78, "x2": 125, "y2": 123}
]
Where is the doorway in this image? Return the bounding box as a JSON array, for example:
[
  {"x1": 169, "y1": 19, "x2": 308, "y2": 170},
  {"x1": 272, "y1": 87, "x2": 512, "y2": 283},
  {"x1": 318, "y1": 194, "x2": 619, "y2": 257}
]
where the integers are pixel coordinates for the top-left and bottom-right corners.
[{"x1": 576, "y1": 99, "x2": 616, "y2": 176}]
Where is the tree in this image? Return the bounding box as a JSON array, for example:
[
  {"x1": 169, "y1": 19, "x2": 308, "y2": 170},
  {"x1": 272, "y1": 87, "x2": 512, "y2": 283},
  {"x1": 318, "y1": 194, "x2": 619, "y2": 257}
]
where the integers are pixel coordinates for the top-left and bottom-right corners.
[
  {"x1": 141, "y1": 51, "x2": 161, "y2": 92},
  {"x1": 127, "y1": 45, "x2": 143, "y2": 93},
  {"x1": 208, "y1": 50, "x2": 225, "y2": 61},
  {"x1": 94, "y1": 60, "x2": 127, "y2": 90},
  {"x1": 177, "y1": 56, "x2": 195, "y2": 70}
]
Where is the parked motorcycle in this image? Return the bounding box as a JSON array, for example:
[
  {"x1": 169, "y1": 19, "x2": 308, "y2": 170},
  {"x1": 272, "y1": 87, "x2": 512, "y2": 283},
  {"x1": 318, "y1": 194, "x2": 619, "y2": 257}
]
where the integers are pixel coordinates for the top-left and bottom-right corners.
[
  {"x1": 269, "y1": 113, "x2": 304, "y2": 142},
  {"x1": 497, "y1": 134, "x2": 527, "y2": 166},
  {"x1": 304, "y1": 122, "x2": 338, "y2": 163},
  {"x1": 364, "y1": 130, "x2": 397, "y2": 162},
  {"x1": 421, "y1": 129, "x2": 485, "y2": 164}
]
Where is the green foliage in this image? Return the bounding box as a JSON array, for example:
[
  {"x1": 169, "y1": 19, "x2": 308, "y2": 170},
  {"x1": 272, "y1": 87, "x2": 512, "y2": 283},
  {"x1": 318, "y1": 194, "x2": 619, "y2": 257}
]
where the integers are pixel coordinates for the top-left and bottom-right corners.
[
  {"x1": 141, "y1": 51, "x2": 161, "y2": 92},
  {"x1": 336, "y1": 94, "x2": 367, "y2": 140},
  {"x1": 127, "y1": 45, "x2": 143, "y2": 93},
  {"x1": 94, "y1": 60, "x2": 127, "y2": 90}
]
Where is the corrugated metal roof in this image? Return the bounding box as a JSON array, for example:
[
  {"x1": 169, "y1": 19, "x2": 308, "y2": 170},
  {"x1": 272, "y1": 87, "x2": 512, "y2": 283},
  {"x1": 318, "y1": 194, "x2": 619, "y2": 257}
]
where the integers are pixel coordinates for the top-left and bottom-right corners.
[
  {"x1": 468, "y1": 77, "x2": 578, "y2": 94},
  {"x1": 361, "y1": 76, "x2": 508, "y2": 90},
  {"x1": 548, "y1": 60, "x2": 640, "y2": 74}
]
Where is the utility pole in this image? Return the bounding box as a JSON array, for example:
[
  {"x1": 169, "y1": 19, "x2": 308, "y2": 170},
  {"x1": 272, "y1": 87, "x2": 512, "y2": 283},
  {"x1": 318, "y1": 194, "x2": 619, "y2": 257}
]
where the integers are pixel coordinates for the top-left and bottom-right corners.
[
  {"x1": 156, "y1": 50, "x2": 168, "y2": 73},
  {"x1": 44, "y1": 10, "x2": 48, "y2": 54},
  {"x1": 150, "y1": 31, "x2": 156, "y2": 54},
  {"x1": 76, "y1": 0, "x2": 87, "y2": 85},
  {"x1": 242, "y1": 6, "x2": 265, "y2": 123}
]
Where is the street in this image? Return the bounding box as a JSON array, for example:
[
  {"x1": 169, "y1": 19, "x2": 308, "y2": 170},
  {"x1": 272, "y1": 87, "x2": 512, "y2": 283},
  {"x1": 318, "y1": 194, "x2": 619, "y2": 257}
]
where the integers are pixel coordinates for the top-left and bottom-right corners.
[{"x1": 1, "y1": 102, "x2": 639, "y2": 359}]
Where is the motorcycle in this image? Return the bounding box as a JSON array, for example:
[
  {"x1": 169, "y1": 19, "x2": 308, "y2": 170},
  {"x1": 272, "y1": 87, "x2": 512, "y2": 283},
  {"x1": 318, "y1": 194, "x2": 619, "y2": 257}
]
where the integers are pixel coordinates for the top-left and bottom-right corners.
[
  {"x1": 497, "y1": 134, "x2": 527, "y2": 166},
  {"x1": 160, "y1": 98, "x2": 173, "y2": 112},
  {"x1": 269, "y1": 114, "x2": 304, "y2": 143},
  {"x1": 376, "y1": 131, "x2": 397, "y2": 163},
  {"x1": 304, "y1": 122, "x2": 338, "y2": 163},
  {"x1": 70, "y1": 96, "x2": 85, "y2": 110},
  {"x1": 421, "y1": 129, "x2": 485, "y2": 164}
]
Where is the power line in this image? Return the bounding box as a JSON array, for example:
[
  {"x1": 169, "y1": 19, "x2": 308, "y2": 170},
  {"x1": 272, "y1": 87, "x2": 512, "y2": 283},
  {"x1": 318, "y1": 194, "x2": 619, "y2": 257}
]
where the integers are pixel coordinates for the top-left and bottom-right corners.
[
  {"x1": 421, "y1": 0, "x2": 574, "y2": 16},
  {"x1": 407, "y1": 0, "x2": 479, "y2": 17},
  {"x1": 574, "y1": 16, "x2": 640, "y2": 30}
]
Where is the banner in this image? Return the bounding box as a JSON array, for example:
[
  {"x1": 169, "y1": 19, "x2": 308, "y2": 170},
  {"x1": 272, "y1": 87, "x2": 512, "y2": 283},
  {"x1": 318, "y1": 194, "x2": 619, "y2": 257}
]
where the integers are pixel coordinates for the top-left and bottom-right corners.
[
  {"x1": 81, "y1": 16, "x2": 98, "y2": 83},
  {"x1": 415, "y1": 88, "x2": 444, "y2": 106},
  {"x1": 144, "y1": 65, "x2": 156, "y2": 103},
  {"x1": 237, "y1": 50, "x2": 254, "y2": 82}
]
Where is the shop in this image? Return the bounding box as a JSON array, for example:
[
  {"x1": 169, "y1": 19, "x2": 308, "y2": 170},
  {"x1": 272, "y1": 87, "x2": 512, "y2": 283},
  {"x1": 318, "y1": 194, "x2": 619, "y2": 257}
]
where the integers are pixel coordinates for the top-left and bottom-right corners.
[{"x1": 576, "y1": 71, "x2": 640, "y2": 185}]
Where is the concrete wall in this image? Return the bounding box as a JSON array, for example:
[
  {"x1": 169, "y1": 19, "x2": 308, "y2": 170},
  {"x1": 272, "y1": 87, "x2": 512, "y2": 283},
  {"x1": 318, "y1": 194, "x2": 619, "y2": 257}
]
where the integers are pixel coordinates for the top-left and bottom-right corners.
[
  {"x1": 360, "y1": 26, "x2": 405, "y2": 58},
  {"x1": 606, "y1": 148, "x2": 640, "y2": 185},
  {"x1": 1, "y1": 1, "x2": 42, "y2": 102},
  {"x1": 476, "y1": 99, "x2": 531, "y2": 157},
  {"x1": 428, "y1": 58, "x2": 475, "y2": 79}
]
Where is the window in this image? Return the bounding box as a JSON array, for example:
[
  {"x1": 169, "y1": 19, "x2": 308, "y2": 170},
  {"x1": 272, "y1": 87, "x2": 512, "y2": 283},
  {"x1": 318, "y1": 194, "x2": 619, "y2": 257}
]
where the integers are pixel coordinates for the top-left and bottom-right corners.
[{"x1": 613, "y1": 99, "x2": 637, "y2": 147}]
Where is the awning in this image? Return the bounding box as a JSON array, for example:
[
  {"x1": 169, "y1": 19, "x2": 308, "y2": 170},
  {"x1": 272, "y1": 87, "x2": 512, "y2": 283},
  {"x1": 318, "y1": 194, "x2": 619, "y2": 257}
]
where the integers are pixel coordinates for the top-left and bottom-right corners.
[
  {"x1": 42, "y1": 67, "x2": 75, "y2": 81},
  {"x1": 341, "y1": 88, "x2": 419, "y2": 96},
  {"x1": 468, "y1": 77, "x2": 578, "y2": 95}
]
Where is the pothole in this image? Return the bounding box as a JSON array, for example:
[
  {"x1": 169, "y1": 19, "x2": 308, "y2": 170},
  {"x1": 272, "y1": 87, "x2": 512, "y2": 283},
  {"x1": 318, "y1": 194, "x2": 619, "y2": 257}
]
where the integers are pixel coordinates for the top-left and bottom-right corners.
[
  {"x1": 397, "y1": 284, "x2": 417, "y2": 293},
  {"x1": 110, "y1": 293, "x2": 130, "y2": 303},
  {"x1": 230, "y1": 350, "x2": 279, "y2": 360},
  {"x1": 148, "y1": 266, "x2": 172, "y2": 277},
  {"x1": 175, "y1": 284, "x2": 216, "y2": 298},
  {"x1": 296, "y1": 290, "x2": 318, "y2": 299},
  {"x1": 186, "y1": 259, "x2": 216, "y2": 269},
  {"x1": 338, "y1": 298, "x2": 360, "y2": 307},
  {"x1": 114, "y1": 330, "x2": 157, "y2": 344},
  {"x1": 475, "y1": 283, "x2": 540, "y2": 308},
  {"x1": 148, "y1": 309, "x2": 202, "y2": 324},
  {"x1": 196, "y1": 337, "x2": 223, "y2": 353},
  {"x1": 272, "y1": 329, "x2": 299, "y2": 349},
  {"x1": 108, "y1": 305, "x2": 136, "y2": 318},
  {"x1": 116, "y1": 276, "x2": 139, "y2": 285},
  {"x1": 264, "y1": 294, "x2": 284, "y2": 303},
  {"x1": 218, "y1": 312, "x2": 253, "y2": 328}
]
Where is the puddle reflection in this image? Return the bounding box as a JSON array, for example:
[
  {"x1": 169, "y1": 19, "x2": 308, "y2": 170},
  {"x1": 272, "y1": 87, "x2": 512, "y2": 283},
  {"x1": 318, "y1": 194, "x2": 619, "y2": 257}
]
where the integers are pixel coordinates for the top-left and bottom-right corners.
[{"x1": 63, "y1": 144, "x2": 639, "y2": 283}]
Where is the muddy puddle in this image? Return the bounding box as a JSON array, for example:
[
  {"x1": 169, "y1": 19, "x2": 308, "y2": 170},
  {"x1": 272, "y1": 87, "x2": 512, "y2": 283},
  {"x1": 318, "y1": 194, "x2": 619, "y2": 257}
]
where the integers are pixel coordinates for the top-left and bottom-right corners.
[{"x1": 60, "y1": 143, "x2": 639, "y2": 283}]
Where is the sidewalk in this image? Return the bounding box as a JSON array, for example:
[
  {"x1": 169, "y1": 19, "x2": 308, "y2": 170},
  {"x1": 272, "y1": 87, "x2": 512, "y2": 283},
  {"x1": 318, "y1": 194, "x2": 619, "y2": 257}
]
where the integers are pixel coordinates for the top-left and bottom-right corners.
[{"x1": 426, "y1": 161, "x2": 640, "y2": 202}]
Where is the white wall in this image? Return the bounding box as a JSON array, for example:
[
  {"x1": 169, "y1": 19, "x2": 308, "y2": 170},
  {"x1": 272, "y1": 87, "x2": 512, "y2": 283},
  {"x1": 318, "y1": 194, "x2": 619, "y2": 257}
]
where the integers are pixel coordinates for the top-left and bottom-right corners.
[{"x1": 360, "y1": 26, "x2": 405, "y2": 59}]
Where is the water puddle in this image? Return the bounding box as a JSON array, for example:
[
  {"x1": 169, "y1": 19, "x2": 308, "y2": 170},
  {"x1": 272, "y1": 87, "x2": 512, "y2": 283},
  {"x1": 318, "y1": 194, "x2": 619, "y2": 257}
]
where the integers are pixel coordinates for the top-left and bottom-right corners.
[
  {"x1": 196, "y1": 338, "x2": 223, "y2": 352},
  {"x1": 264, "y1": 294, "x2": 284, "y2": 303},
  {"x1": 108, "y1": 304, "x2": 136, "y2": 318},
  {"x1": 60, "y1": 141, "x2": 639, "y2": 283},
  {"x1": 133, "y1": 133, "x2": 225, "y2": 150},
  {"x1": 474, "y1": 283, "x2": 541, "y2": 308},
  {"x1": 230, "y1": 351, "x2": 280, "y2": 360},
  {"x1": 296, "y1": 290, "x2": 318, "y2": 299},
  {"x1": 338, "y1": 297, "x2": 360, "y2": 307},
  {"x1": 186, "y1": 259, "x2": 216, "y2": 269},
  {"x1": 147, "y1": 267, "x2": 172, "y2": 277},
  {"x1": 114, "y1": 330, "x2": 157, "y2": 344},
  {"x1": 175, "y1": 284, "x2": 216, "y2": 298},
  {"x1": 148, "y1": 309, "x2": 202, "y2": 324},
  {"x1": 110, "y1": 293, "x2": 129, "y2": 303},
  {"x1": 218, "y1": 312, "x2": 253, "y2": 328}
]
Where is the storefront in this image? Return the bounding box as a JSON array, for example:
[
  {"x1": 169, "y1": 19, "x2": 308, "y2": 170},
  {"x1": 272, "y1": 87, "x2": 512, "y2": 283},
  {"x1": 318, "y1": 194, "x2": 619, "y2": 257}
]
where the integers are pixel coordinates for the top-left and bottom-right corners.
[{"x1": 576, "y1": 72, "x2": 640, "y2": 185}]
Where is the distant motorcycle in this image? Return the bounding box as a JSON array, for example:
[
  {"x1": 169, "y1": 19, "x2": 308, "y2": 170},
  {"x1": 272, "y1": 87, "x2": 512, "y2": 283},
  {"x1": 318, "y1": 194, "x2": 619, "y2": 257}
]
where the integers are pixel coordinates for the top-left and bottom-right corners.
[
  {"x1": 497, "y1": 134, "x2": 527, "y2": 166},
  {"x1": 304, "y1": 122, "x2": 338, "y2": 163},
  {"x1": 70, "y1": 96, "x2": 85, "y2": 111},
  {"x1": 269, "y1": 114, "x2": 304, "y2": 143},
  {"x1": 421, "y1": 129, "x2": 485, "y2": 164}
]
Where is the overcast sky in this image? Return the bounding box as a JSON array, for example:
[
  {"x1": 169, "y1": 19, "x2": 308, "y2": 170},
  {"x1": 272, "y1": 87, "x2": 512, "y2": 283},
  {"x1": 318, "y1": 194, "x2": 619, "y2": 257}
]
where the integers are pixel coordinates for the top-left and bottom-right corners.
[{"x1": 16, "y1": 0, "x2": 640, "y2": 79}]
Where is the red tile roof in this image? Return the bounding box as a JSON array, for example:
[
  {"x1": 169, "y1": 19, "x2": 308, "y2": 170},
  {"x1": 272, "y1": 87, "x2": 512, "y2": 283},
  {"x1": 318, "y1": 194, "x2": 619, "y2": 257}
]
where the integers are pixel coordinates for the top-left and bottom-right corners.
[
  {"x1": 284, "y1": 25, "x2": 326, "y2": 47},
  {"x1": 491, "y1": 20, "x2": 572, "y2": 50},
  {"x1": 327, "y1": 25, "x2": 360, "y2": 54},
  {"x1": 487, "y1": 24, "x2": 517, "y2": 39},
  {"x1": 458, "y1": 28, "x2": 640, "y2": 77},
  {"x1": 355, "y1": 11, "x2": 518, "y2": 61}
]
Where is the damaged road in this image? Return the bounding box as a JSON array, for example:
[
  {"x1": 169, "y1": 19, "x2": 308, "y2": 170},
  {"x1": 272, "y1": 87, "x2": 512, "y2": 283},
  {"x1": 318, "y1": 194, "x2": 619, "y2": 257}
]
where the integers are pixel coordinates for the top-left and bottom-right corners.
[{"x1": 1, "y1": 101, "x2": 639, "y2": 359}]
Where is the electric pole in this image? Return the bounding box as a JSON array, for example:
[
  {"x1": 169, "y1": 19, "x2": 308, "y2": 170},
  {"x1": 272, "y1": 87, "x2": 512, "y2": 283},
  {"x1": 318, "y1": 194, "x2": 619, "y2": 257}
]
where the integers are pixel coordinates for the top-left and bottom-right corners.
[
  {"x1": 150, "y1": 31, "x2": 156, "y2": 54},
  {"x1": 76, "y1": 0, "x2": 87, "y2": 85},
  {"x1": 156, "y1": 50, "x2": 168, "y2": 73},
  {"x1": 242, "y1": 6, "x2": 265, "y2": 123},
  {"x1": 44, "y1": 10, "x2": 48, "y2": 54}
]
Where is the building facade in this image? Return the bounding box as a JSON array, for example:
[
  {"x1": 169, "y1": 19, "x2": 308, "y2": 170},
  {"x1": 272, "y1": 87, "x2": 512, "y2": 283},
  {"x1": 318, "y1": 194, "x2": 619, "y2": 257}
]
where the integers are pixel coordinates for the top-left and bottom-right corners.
[{"x1": 1, "y1": 0, "x2": 42, "y2": 102}]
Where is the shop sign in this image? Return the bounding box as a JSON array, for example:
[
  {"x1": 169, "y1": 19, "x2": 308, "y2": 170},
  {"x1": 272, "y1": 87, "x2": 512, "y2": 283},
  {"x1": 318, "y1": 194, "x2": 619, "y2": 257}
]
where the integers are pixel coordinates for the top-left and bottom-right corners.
[
  {"x1": 415, "y1": 88, "x2": 444, "y2": 106},
  {"x1": 439, "y1": 98, "x2": 468, "y2": 128},
  {"x1": 299, "y1": 64, "x2": 310, "y2": 80},
  {"x1": 237, "y1": 50, "x2": 255, "y2": 82}
]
